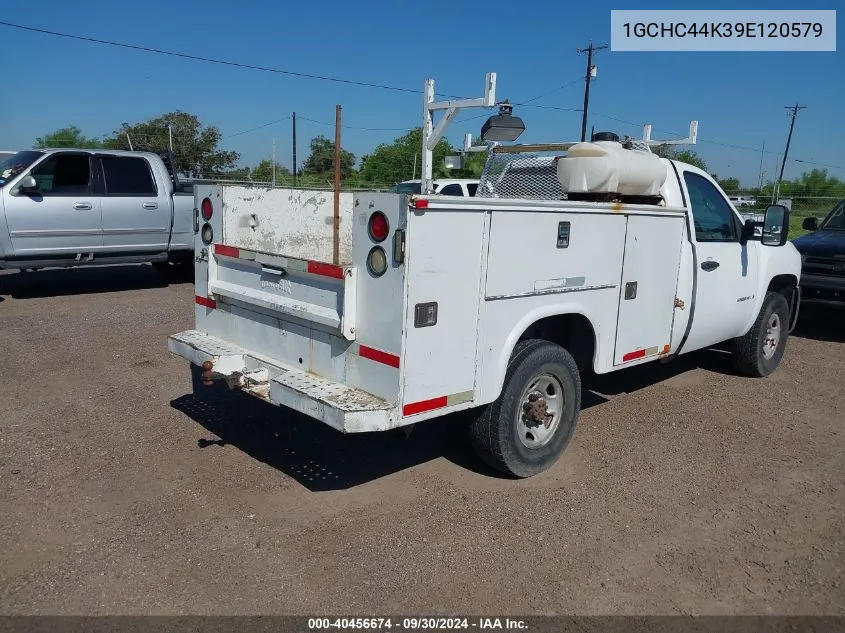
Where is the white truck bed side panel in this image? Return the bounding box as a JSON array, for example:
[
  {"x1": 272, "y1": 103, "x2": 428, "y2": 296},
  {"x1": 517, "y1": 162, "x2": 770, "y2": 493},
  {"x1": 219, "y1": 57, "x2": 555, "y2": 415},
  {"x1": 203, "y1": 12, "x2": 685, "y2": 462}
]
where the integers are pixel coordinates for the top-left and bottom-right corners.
[
  {"x1": 344, "y1": 192, "x2": 407, "y2": 404},
  {"x1": 485, "y1": 211, "x2": 627, "y2": 299},
  {"x1": 401, "y1": 209, "x2": 487, "y2": 411},
  {"x1": 613, "y1": 215, "x2": 685, "y2": 365},
  {"x1": 222, "y1": 187, "x2": 354, "y2": 263}
]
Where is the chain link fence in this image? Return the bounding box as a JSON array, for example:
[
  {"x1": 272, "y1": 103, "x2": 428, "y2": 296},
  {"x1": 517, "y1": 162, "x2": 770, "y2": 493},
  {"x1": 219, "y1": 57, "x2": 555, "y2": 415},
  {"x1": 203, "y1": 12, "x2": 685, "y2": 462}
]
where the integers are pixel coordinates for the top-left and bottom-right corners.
[{"x1": 725, "y1": 193, "x2": 843, "y2": 216}]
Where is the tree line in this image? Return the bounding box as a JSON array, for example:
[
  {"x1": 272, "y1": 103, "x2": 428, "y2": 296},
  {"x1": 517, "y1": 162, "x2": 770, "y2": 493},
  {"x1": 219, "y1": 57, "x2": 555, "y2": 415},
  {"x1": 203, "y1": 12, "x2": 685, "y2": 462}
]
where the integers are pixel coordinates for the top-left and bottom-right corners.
[{"x1": 30, "y1": 112, "x2": 844, "y2": 203}]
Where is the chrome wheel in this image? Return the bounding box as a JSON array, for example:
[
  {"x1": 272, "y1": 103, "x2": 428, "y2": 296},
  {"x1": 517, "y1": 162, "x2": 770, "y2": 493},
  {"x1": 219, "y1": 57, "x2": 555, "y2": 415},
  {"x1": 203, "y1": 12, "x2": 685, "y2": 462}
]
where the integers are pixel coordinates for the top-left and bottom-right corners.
[
  {"x1": 763, "y1": 313, "x2": 781, "y2": 360},
  {"x1": 517, "y1": 373, "x2": 564, "y2": 449}
]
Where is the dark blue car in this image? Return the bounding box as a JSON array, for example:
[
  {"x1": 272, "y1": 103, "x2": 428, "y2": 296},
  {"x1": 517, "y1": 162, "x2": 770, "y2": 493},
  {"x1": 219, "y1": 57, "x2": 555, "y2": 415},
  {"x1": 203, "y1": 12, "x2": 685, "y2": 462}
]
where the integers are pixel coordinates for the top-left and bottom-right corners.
[{"x1": 793, "y1": 199, "x2": 845, "y2": 305}]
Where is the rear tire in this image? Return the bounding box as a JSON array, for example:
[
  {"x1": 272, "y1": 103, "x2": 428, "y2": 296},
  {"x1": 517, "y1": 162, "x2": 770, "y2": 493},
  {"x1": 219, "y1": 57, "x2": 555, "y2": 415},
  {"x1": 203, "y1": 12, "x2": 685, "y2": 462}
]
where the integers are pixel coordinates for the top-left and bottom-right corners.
[
  {"x1": 732, "y1": 291, "x2": 790, "y2": 377},
  {"x1": 469, "y1": 339, "x2": 581, "y2": 478}
]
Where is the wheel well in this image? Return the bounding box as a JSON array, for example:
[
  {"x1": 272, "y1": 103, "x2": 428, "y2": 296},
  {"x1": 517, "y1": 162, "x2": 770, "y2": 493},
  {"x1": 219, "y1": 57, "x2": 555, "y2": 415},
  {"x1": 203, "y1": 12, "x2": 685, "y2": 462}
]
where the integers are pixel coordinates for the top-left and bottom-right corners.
[
  {"x1": 768, "y1": 274, "x2": 797, "y2": 303},
  {"x1": 517, "y1": 313, "x2": 596, "y2": 373},
  {"x1": 768, "y1": 274, "x2": 799, "y2": 326}
]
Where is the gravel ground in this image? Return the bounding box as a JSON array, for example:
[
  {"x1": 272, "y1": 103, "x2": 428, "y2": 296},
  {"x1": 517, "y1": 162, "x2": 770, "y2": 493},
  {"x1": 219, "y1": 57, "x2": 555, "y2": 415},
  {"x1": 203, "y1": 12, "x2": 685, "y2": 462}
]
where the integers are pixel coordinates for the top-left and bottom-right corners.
[{"x1": 0, "y1": 265, "x2": 843, "y2": 615}]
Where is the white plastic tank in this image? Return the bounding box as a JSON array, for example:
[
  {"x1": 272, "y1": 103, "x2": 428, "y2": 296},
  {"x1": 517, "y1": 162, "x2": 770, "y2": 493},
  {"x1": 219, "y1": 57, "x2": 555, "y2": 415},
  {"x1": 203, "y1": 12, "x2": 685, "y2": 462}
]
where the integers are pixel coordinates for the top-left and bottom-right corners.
[{"x1": 556, "y1": 140, "x2": 667, "y2": 197}]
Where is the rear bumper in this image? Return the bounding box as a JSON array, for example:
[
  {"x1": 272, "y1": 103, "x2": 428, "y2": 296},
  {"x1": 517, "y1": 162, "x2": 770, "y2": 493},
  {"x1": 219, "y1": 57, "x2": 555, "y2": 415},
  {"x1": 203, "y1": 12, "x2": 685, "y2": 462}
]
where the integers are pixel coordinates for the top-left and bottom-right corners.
[{"x1": 167, "y1": 329, "x2": 399, "y2": 433}]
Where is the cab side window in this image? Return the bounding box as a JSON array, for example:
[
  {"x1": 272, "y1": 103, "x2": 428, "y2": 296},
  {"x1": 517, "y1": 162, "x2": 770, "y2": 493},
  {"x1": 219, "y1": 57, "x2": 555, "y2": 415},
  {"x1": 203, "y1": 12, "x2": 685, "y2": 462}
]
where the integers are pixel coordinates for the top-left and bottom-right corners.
[
  {"x1": 683, "y1": 172, "x2": 739, "y2": 243},
  {"x1": 100, "y1": 156, "x2": 157, "y2": 196},
  {"x1": 438, "y1": 183, "x2": 464, "y2": 196},
  {"x1": 31, "y1": 154, "x2": 92, "y2": 195}
]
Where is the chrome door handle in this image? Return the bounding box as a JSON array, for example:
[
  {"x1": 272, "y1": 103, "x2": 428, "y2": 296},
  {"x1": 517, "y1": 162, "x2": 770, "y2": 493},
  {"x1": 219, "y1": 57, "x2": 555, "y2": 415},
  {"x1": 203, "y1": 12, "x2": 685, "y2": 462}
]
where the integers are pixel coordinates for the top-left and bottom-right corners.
[
  {"x1": 73, "y1": 202, "x2": 92, "y2": 210},
  {"x1": 142, "y1": 202, "x2": 158, "y2": 209}
]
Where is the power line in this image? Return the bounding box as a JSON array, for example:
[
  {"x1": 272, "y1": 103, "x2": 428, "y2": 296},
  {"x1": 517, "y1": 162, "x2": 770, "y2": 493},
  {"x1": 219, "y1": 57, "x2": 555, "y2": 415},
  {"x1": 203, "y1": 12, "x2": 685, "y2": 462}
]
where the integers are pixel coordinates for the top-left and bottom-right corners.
[
  {"x1": 7, "y1": 21, "x2": 835, "y2": 172},
  {"x1": 0, "y1": 20, "x2": 424, "y2": 95},
  {"x1": 0, "y1": 20, "x2": 597, "y2": 118},
  {"x1": 297, "y1": 116, "x2": 409, "y2": 131},
  {"x1": 223, "y1": 116, "x2": 290, "y2": 139},
  {"x1": 212, "y1": 107, "x2": 845, "y2": 171},
  {"x1": 587, "y1": 112, "x2": 842, "y2": 170},
  {"x1": 519, "y1": 77, "x2": 585, "y2": 105}
]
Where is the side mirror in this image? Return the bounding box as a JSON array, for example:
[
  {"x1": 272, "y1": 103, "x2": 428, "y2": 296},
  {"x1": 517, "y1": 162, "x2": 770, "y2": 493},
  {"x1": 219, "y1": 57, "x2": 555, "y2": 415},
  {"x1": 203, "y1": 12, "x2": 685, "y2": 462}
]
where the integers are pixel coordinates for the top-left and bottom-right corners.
[
  {"x1": 761, "y1": 204, "x2": 789, "y2": 247},
  {"x1": 802, "y1": 217, "x2": 819, "y2": 231},
  {"x1": 18, "y1": 175, "x2": 38, "y2": 192}
]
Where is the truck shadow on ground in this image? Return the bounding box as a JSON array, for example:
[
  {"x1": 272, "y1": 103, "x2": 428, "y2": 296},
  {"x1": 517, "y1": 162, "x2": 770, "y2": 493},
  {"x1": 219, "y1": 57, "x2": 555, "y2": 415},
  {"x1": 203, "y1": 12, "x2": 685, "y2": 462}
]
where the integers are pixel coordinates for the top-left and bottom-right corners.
[
  {"x1": 0, "y1": 264, "x2": 191, "y2": 299},
  {"x1": 791, "y1": 303, "x2": 845, "y2": 343},
  {"x1": 170, "y1": 349, "x2": 727, "y2": 491}
]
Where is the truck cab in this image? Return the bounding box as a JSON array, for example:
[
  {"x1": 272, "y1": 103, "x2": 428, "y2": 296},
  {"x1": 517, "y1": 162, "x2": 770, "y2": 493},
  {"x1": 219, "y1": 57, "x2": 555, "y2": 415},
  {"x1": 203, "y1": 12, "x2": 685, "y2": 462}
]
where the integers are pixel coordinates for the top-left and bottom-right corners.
[
  {"x1": 391, "y1": 179, "x2": 479, "y2": 197},
  {"x1": 0, "y1": 148, "x2": 194, "y2": 271},
  {"x1": 662, "y1": 162, "x2": 800, "y2": 355},
  {"x1": 792, "y1": 199, "x2": 845, "y2": 304}
]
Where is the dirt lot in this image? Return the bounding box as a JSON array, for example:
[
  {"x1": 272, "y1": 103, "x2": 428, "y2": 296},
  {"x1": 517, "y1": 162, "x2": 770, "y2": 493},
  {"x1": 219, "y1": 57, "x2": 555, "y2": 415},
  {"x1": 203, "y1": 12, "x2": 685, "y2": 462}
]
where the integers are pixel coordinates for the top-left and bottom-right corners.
[{"x1": 0, "y1": 265, "x2": 843, "y2": 616}]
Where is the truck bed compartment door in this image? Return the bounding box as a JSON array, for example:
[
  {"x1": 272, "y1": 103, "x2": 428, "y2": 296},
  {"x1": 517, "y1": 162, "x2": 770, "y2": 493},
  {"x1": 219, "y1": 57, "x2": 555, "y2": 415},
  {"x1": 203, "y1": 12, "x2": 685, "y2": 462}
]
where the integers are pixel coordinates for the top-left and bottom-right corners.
[{"x1": 613, "y1": 215, "x2": 685, "y2": 366}]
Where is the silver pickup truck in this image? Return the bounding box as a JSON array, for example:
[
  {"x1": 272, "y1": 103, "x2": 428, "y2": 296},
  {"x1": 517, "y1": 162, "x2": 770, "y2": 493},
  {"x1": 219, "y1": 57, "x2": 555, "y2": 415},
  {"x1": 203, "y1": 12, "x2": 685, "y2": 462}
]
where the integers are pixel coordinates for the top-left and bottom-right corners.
[{"x1": 0, "y1": 148, "x2": 194, "y2": 273}]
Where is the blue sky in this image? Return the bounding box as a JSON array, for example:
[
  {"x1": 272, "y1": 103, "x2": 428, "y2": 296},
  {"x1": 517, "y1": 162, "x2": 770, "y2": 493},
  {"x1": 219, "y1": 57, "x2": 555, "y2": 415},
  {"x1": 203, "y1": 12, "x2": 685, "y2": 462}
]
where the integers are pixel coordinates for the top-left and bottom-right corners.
[{"x1": 0, "y1": 0, "x2": 842, "y2": 187}]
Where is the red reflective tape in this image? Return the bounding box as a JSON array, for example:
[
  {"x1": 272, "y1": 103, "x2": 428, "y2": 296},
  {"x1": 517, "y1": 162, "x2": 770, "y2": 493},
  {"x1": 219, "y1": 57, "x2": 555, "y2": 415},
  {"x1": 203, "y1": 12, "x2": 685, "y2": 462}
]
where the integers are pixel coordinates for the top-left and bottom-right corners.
[
  {"x1": 195, "y1": 295, "x2": 217, "y2": 309},
  {"x1": 307, "y1": 261, "x2": 344, "y2": 279},
  {"x1": 403, "y1": 396, "x2": 448, "y2": 417},
  {"x1": 358, "y1": 345, "x2": 400, "y2": 369},
  {"x1": 622, "y1": 349, "x2": 647, "y2": 363},
  {"x1": 214, "y1": 244, "x2": 240, "y2": 258}
]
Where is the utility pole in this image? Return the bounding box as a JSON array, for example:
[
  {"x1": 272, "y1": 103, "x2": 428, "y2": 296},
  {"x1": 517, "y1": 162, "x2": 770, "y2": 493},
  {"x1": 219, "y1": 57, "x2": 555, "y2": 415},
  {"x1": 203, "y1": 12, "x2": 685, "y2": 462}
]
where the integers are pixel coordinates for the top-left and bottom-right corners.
[
  {"x1": 292, "y1": 112, "x2": 298, "y2": 186},
  {"x1": 577, "y1": 40, "x2": 608, "y2": 142},
  {"x1": 775, "y1": 103, "x2": 806, "y2": 200},
  {"x1": 757, "y1": 140, "x2": 765, "y2": 190},
  {"x1": 272, "y1": 137, "x2": 276, "y2": 187}
]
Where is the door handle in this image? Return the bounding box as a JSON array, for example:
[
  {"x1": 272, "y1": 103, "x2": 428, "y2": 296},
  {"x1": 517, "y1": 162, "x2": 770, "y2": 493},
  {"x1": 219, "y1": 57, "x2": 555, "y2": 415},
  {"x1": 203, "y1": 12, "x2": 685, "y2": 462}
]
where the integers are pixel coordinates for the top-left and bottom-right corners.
[
  {"x1": 142, "y1": 202, "x2": 159, "y2": 210},
  {"x1": 73, "y1": 202, "x2": 92, "y2": 210},
  {"x1": 701, "y1": 260, "x2": 720, "y2": 271}
]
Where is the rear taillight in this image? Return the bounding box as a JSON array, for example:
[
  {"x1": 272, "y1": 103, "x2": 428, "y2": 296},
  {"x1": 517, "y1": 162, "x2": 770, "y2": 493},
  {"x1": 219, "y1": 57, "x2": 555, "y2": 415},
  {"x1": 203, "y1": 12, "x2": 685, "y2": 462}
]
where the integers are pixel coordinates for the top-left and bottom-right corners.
[
  {"x1": 201, "y1": 223, "x2": 213, "y2": 245},
  {"x1": 201, "y1": 197, "x2": 213, "y2": 221},
  {"x1": 368, "y1": 211, "x2": 389, "y2": 242},
  {"x1": 367, "y1": 246, "x2": 387, "y2": 277}
]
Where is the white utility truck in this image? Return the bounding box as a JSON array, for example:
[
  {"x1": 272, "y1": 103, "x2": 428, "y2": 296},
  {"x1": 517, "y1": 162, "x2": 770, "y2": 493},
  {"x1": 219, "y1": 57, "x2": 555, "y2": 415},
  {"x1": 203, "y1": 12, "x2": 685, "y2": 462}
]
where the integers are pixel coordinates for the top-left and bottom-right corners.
[{"x1": 168, "y1": 73, "x2": 801, "y2": 478}]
